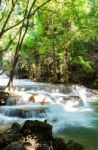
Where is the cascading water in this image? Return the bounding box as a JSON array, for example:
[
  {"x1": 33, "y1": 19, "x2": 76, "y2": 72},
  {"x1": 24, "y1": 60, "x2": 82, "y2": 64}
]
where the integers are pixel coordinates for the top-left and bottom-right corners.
[{"x1": 0, "y1": 74, "x2": 98, "y2": 150}]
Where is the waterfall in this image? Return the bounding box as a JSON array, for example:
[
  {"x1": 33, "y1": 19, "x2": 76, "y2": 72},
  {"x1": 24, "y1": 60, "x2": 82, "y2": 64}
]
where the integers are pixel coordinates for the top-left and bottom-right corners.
[
  {"x1": 71, "y1": 85, "x2": 87, "y2": 105},
  {"x1": 0, "y1": 75, "x2": 98, "y2": 130},
  {"x1": 0, "y1": 75, "x2": 98, "y2": 150}
]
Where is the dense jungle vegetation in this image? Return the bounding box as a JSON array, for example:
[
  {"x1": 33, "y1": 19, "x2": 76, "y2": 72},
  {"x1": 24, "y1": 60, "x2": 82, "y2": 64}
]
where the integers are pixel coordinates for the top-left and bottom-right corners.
[{"x1": 0, "y1": 0, "x2": 98, "y2": 89}]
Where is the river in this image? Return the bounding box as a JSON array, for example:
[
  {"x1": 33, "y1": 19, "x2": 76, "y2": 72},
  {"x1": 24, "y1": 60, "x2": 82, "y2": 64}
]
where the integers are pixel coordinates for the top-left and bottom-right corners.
[{"x1": 0, "y1": 75, "x2": 98, "y2": 150}]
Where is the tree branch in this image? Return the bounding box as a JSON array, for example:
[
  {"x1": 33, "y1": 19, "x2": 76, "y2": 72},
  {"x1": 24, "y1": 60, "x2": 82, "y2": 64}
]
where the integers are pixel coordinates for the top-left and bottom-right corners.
[
  {"x1": 0, "y1": 0, "x2": 30, "y2": 53},
  {"x1": 0, "y1": 0, "x2": 18, "y2": 38},
  {"x1": 0, "y1": 28, "x2": 21, "y2": 53},
  {"x1": 2, "y1": 0, "x2": 51, "y2": 35}
]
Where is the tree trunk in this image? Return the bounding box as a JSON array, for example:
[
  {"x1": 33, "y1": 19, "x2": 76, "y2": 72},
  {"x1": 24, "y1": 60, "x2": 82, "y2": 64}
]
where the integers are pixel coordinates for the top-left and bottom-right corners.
[
  {"x1": 0, "y1": 52, "x2": 3, "y2": 72},
  {"x1": 6, "y1": 54, "x2": 18, "y2": 91}
]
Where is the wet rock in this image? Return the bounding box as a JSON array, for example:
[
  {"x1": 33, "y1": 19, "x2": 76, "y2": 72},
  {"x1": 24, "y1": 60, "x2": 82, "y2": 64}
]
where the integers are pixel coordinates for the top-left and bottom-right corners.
[
  {"x1": 0, "y1": 123, "x2": 22, "y2": 150},
  {"x1": 29, "y1": 95, "x2": 35, "y2": 102},
  {"x1": 37, "y1": 144, "x2": 49, "y2": 150},
  {"x1": 0, "y1": 120, "x2": 84, "y2": 150},
  {"x1": 0, "y1": 91, "x2": 9, "y2": 105},
  {"x1": 29, "y1": 94, "x2": 52, "y2": 104},
  {"x1": 21, "y1": 120, "x2": 52, "y2": 141},
  {"x1": 67, "y1": 140, "x2": 84, "y2": 150},
  {"x1": 4, "y1": 141, "x2": 24, "y2": 150},
  {"x1": 11, "y1": 122, "x2": 21, "y2": 132},
  {"x1": 53, "y1": 137, "x2": 67, "y2": 150},
  {"x1": 4, "y1": 139, "x2": 39, "y2": 150}
]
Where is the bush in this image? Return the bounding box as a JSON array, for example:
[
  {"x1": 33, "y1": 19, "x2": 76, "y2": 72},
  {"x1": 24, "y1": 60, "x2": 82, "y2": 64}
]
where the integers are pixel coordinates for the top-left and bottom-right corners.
[{"x1": 93, "y1": 79, "x2": 98, "y2": 88}]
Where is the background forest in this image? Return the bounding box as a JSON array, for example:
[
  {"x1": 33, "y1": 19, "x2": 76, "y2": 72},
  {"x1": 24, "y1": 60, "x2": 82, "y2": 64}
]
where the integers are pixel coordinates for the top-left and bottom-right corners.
[{"x1": 0, "y1": 0, "x2": 98, "y2": 88}]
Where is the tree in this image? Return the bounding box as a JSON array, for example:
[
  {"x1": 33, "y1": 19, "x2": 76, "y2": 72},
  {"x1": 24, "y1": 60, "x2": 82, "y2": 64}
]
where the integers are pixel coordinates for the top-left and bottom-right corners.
[
  {"x1": 0, "y1": 0, "x2": 51, "y2": 90},
  {"x1": 1, "y1": 0, "x2": 98, "y2": 89}
]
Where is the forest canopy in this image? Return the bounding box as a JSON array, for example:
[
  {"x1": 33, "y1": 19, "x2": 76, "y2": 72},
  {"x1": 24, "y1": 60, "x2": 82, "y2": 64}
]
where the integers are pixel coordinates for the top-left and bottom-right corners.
[{"x1": 0, "y1": 0, "x2": 98, "y2": 88}]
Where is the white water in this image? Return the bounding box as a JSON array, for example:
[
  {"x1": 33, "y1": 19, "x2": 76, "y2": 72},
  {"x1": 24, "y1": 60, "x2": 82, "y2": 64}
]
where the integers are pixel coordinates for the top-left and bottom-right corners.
[{"x1": 0, "y1": 75, "x2": 98, "y2": 150}]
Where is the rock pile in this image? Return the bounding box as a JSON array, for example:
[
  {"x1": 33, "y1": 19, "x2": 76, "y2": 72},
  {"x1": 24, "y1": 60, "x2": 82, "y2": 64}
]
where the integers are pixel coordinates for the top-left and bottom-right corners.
[{"x1": 0, "y1": 120, "x2": 84, "y2": 150}]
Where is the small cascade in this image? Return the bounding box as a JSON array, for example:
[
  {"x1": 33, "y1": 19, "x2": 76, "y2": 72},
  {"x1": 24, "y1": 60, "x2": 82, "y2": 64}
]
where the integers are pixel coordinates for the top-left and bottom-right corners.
[
  {"x1": 0, "y1": 75, "x2": 98, "y2": 131},
  {"x1": 71, "y1": 85, "x2": 87, "y2": 105},
  {"x1": 0, "y1": 76, "x2": 98, "y2": 150},
  {"x1": 0, "y1": 105, "x2": 47, "y2": 119},
  {"x1": 6, "y1": 95, "x2": 23, "y2": 105}
]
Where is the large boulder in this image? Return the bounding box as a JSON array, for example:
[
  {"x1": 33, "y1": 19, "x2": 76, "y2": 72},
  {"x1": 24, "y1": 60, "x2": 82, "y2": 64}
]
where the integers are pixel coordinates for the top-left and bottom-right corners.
[{"x1": 21, "y1": 120, "x2": 52, "y2": 141}]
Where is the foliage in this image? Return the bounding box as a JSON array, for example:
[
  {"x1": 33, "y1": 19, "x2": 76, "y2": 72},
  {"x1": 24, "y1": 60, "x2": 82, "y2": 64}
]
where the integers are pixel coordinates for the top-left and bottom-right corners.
[
  {"x1": 0, "y1": 0, "x2": 98, "y2": 88},
  {"x1": 93, "y1": 79, "x2": 98, "y2": 88}
]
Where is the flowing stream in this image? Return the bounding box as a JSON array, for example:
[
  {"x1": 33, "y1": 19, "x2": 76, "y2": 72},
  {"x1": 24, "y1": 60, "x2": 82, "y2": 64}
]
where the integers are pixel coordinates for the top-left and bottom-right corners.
[{"x1": 0, "y1": 75, "x2": 98, "y2": 150}]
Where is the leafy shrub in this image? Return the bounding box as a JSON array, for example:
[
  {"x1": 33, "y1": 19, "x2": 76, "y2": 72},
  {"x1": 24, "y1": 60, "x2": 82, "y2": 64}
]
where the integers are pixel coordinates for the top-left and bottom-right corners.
[{"x1": 93, "y1": 79, "x2": 98, "y2": 88}]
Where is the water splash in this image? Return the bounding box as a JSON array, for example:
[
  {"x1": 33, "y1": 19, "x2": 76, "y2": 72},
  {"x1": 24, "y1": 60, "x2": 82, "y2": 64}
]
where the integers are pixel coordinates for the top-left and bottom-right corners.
[{"x1": 71, "y1": 85, "x2": 87, "y2": 105}]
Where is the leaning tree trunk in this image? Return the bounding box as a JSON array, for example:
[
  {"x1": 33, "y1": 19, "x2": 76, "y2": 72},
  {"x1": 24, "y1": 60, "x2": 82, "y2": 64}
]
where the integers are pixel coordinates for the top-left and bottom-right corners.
[
  {"x1": 6, "y1": 54, "x2": 18, "y2": 91},
  {"x1": 6, "y1": 0, "x2": 29, "y2": 91},
  {"x1": 6, "y1": 26, "x2": 22, "y2": 91},
  {"x1": 0, "y1": 52, "x2": 3, "y2": 72},
  {"x1": 5, "y1": 0, "x2": 51, "y2": 91}
]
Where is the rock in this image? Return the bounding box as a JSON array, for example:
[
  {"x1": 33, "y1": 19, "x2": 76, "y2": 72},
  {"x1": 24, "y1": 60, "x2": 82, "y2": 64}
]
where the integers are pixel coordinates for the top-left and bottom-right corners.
[
  {"x1": 21, "y1": 120, "x2": 52, "y2": 141},
  {"x1": 11, "y1": 122, "x2": 21, "y2": 132},
  {"x1": 4, "y1": 141, "x2": 24, "y2": 150},
  {"x1": 0, "y1": 120, "x2": 84, "y2": 150},
  {"x1": 0, "y1": 91, "x2": 9, "y2": 105},
  {"x1": 67, "y1": 140, "x2": 84, "y2": 150},
  {"x1": 0, "y1": 123, "x2": 22, "y2": 150},
  {"x1": 4, "y1": 139, "x2": 39, "y2": 150},
  {"x1": 29, "y1": 94, "x2": 52, "y2": 104},
  {"x1": 29, "y1": 95, "x2": 35, "y2": 102},
  {"x1": 37, "y1": 144, "x2": 49, "y2": 150},
  {"x1": 23, "y1": 138, "x2": 39, "y2": 150},
  {"x1": 52, "y1": 137, "x2": 67, "y2": 150}
]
